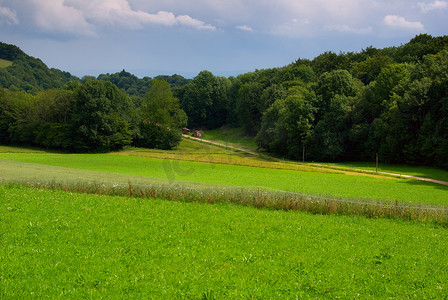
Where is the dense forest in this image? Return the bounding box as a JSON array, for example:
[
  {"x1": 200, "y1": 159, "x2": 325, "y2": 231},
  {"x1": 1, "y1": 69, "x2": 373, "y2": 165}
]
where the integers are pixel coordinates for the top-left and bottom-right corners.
[{"x1": 1, "y1": 34, "x2": 448, "y2": 169}]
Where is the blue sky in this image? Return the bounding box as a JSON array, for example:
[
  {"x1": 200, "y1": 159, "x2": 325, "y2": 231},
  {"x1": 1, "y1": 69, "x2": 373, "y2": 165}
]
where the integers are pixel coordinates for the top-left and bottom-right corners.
[{"x1": 1, "y1": 0, "x2": 447, "y2": 78}]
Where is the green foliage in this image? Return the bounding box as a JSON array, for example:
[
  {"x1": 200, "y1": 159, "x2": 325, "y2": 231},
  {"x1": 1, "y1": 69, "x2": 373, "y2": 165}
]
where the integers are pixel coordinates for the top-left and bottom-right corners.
[
  {"x1": 179, "y1": 70, "x2": 229, "y2": 129},
  {"x1": 236, "y1": 81, "x2": 264, "y2": 135},
  {"x1": 0, "y1": 42, "x2": 78, "y2": 93},
  {"x1": 0, "y1": 89, "x2": 33, "y2": 144},
  {"x1": 133, "y1": 79, "x2": 186, "y2": 150},
  {"x1": 394, "y1": 34, "x2": 448, "y2": 63},
  {"x1": 0, "y1": 79, "x2": 186, "y2": 152},
  {"x1": 256, "y1": 88, "x2": 315, "y2": 158},
  {"x1": 0, "y1": 42, "x2": 24, "y2": 61},
  {"x1": 311, "y1": 51, "x2": 351, "y2": 75},
  {"x1": 248, "y1": 34, "x2": 448, "y2": 168},
  {"x1": 96, "y1": 71, "x2": 190, "y2": 97},
  {"x1": 352, "y1": 55, "x2": 394, "y2": 84},
  {"x1": 8, "y1": 89, "x2": 75, "y2": 149},
  {"x1": 70, "y1": 80, "x2": 134, "y2": 152},
  {"x1": 154, "y1": 74, "x2": 191, "y2": 88},
  {"x1": 97, "y1": 69, "x2": 150, "y2": 95}
]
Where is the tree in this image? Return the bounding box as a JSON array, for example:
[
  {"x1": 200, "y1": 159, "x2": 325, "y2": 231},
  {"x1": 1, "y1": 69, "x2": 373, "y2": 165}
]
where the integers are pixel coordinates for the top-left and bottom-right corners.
[
  {"x1": 351, "y1": 55, "x2": 394, "y2": 84},
  {"x1": 311, "y1": 94, "x2": 351, "y2": 161},
  {"x1": 312, "y1": 51, "x2": 350, "y2": 75},
  {"x1": 0, "y1": 89, "x2": 31, "y2": 144},
  {"x1": 32, "y1": 89, "x2": 76, "y2": 149},
  {"x1": 310, "y1": 70, "x2": 358, "y2": 161},
  {"x1": 236, "y1": 81, "x2": 264, "y2": 135},
  {"x1": 256, "y1": 87, "x2": 315, "y2": 159},
  {"x1": 70, "y1": 80, "x2": 134, "y2": 152},
  {"x1": 180, "y1": 70, "x2": 225, "y2": 128},
  {"x1": 259, "y1": 84, "x2": 287, "y2": 113},
  {"x1": 133, "y1": 79, "x2": 187, "y2": 150}
]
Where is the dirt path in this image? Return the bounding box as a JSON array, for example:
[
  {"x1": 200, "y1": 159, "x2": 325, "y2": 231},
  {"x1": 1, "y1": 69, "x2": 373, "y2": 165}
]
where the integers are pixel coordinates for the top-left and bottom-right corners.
[{"x1": 183, "y1": 135, "x2": 448, "y2": 186}]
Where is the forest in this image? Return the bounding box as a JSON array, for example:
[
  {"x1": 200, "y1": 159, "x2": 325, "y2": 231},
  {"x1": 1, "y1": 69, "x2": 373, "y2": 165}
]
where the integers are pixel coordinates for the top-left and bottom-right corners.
[{"x1": 1, "y1": 34, "x2": 448, "y2": 169}]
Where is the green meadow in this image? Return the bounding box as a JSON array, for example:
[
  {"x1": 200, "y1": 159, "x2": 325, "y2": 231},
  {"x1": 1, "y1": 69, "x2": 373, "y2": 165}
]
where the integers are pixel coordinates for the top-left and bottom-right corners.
[
  {"x1": 318, "y1": 161, "x2": 448, "y2": 183},
  {"x1": 1, "y1": 141, "x2": 448, "y2": 298},
  {"x1": 1, "y1": 149, "x2": 448, "y2": 205},
  {"x1": 1, "y1": 184, "x2": 448, "y2": 298}
]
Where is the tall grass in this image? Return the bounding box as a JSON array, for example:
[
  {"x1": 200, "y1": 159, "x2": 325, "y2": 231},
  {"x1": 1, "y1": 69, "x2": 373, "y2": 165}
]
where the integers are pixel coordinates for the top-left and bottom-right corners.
[{"x1": 9, "y1": 179, "x2": 448, "y2": 226}]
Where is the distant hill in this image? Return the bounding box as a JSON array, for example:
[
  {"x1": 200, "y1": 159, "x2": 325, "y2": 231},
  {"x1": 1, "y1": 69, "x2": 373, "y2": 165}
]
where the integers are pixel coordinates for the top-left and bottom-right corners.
[
  {"x1": 95, "y1": 70, "x2": 190, "y2": 96},
  {"x1": 0, "y1": 41, "x2": 190, "y2": 96},
  {"x1": 0, "y1": 42, "x2": 78, "y2": 93}
]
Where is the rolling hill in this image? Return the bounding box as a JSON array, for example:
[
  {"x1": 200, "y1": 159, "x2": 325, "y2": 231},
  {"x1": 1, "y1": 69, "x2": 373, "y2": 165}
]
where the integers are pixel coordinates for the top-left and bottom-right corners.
[{"x1": 0, "y1": 42, "x2": 78, "y2": 93}]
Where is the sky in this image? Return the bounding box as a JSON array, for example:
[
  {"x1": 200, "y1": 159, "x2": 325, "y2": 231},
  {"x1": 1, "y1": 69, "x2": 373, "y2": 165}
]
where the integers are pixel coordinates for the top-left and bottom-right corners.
[{"x1": 0, "y1": 0, "x2": 447, "y2": 79}]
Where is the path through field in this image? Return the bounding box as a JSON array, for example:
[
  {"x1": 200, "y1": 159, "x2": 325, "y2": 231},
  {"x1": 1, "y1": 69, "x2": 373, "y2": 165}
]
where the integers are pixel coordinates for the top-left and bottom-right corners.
[{"x1": 183, "y1": 135, "x2": 448, "y2": 186}]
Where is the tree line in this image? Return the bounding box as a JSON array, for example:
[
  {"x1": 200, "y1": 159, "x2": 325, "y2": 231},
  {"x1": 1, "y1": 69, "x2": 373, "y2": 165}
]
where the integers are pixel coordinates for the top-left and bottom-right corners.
[
  {"x1": 1, "y1": 34, "x2": 448, "y2": 169},
  {"x1": 0, "y1": 79, "x2": 186, "y2": 152},
  {"x1": 174, "y1": 34, "x2": 448, "y2": 169}
]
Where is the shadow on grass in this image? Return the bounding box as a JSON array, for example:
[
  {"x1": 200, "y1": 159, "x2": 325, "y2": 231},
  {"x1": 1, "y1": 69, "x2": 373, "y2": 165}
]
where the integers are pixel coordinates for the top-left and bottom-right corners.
[{"x1": 399, "y1": 177, "x2": 448, "y2": 192}]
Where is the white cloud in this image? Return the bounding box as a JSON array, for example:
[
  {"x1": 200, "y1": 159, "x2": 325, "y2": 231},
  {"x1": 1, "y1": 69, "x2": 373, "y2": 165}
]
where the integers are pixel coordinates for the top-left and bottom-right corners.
[
  {"x1": 177, "y1": 15, "x2": 216, "y2": 31},
  {"x1": 235, "y1": 25, "x2": 254, "y2": 32},
  {"x1": 0, "y1": 6, "x2": 19, "y2": 25},
  {"x1": 75, "y1": 0, "x2": 216, "y2": 30},
  {"x1": 418, "y1": 0, "x2": 448, "y2": 12},
  {"x1": 66, "y1": 0, "x2": 216, "y2": 30},
  {"x1": 383, "y1": 15, "x2": 425, "y2": 31},
  {"x1": 31, "y1": 0, "x2": 96, "y2": 36},
  {"x1": 27, "y1": 0, "x2": 216, "y2": 36}
]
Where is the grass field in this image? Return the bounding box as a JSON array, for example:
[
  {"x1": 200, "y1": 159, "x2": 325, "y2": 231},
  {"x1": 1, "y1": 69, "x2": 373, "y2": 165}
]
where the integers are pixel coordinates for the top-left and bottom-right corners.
[
  {"x1": 197, "y1": 126, "x2": 448, "y2": 182},
  {"x1": 0, "y1": 58, "x2": 13, "y2": 68},
  {"x1": 1, "y1": 184, "x2": 448, "y2": 298},
  {"x1": 1, "y1": 150, "x2": 448, "y2": 206},
  {"x1": 318, "y1": 161, "x2": 448, "y2": 183}
]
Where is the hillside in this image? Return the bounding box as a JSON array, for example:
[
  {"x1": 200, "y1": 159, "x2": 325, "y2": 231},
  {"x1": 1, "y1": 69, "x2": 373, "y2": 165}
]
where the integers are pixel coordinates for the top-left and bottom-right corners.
[{"x1": 0, "y1": 42, "x2": 78, "y2": 93}]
